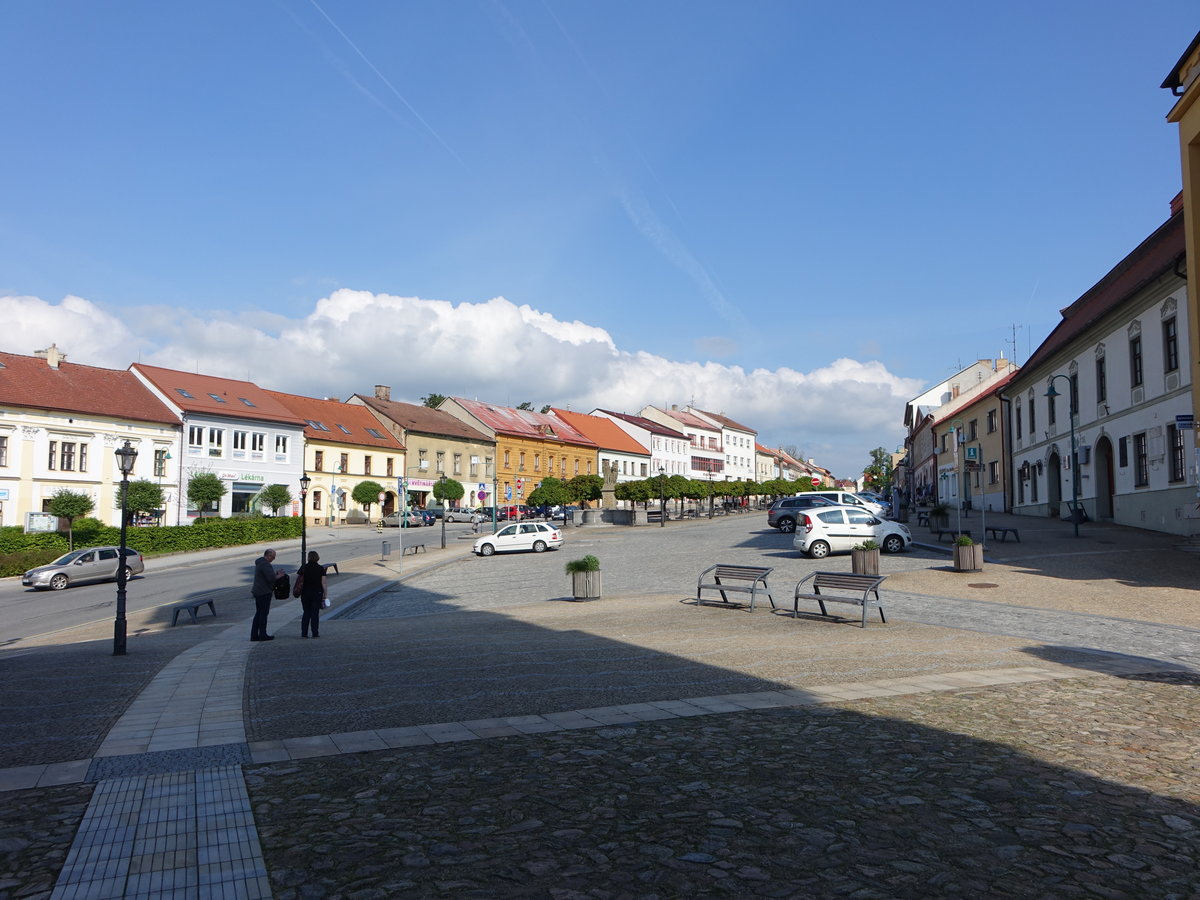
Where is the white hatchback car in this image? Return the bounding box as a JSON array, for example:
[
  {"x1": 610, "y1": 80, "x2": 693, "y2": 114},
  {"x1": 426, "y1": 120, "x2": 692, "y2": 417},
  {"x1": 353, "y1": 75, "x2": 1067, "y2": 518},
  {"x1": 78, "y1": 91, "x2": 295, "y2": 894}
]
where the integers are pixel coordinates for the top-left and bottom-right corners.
[
  {"x1": 473, "y1": 521, "x2": 564, "y2": 556},
  {"x1": 792, "y1": 505, "x2": 911, "y2": 559}
]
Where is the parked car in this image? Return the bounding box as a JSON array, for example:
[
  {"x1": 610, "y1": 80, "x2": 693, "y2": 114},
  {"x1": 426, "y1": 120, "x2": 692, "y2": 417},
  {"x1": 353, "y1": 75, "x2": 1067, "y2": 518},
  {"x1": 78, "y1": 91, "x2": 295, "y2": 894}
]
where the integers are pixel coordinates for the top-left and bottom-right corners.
[
  {"x1": 766, "y1": 495, "x2": 839, "y2": 533},
  {"x1": 423, "y1": 504, "x2": 446, "y2": 519},
  {"x1": 444, "y1": 507, "x2": 478, "y2": 523},
  {"x1": 380, "y1": 511, "x2": 424, "y2": 527},
  {"x1": 417, "y1": 509, "x2": 436, "y2": 526},
  {"x1": 806, "y1": 490, "x2": 890, "y2": 518},
  {"x1": 473, "y1": 521, "x2": 564, "y2": 556},
  {"x1": 792, "y1": 505, "x2": 911, "y2": 559},
  {"x1": 499, "y1": 504, "x2": 531, "y2": 521},
  {"x1": 22, "y1": 546, "x2": 145, "y2": 591}
]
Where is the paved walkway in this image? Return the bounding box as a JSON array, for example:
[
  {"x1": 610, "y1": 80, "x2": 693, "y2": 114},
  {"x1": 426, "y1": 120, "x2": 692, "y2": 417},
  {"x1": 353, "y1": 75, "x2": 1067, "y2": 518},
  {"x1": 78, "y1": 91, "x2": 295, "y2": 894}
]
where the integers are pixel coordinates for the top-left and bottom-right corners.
[{"x1": 2, "y1": 514, "x2": 1199, "y2": 898}]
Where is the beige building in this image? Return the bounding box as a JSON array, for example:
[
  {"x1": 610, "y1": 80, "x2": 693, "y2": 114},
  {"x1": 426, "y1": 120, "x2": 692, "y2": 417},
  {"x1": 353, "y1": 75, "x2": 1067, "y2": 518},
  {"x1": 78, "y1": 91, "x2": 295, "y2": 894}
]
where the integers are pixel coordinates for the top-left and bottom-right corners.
[{"x1": 349, "y1": 387, "x2": 494, "y2": 508}]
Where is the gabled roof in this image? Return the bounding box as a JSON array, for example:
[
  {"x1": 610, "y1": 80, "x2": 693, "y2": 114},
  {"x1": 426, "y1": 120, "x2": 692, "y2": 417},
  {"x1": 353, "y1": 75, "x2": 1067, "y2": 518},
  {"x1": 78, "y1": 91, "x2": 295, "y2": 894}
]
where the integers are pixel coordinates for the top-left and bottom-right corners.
[
  {"x1": 688, "y1": 407, "x2": 755, "y2": 434},
  {"x1": 131, "y1": 363, "x2": 305, "y2": 426},
  {"x1": 593, "y1": 409, "x2": 688, "y2": 439},
  {"x1": 266, "y1": 391, "x2": 405, "y2": 450},
  {"x1": 450, "y1": 398, "x2": 597, "y2": 447},
  {"x1": 0, "y1": 352, "x2": 177, "y2": 425},
  {"x1": 651, "y1": 406, "x2": 719, "y2": 432},
  {"x1": 352, "y1": 395, "x2": 490, "y2": 443},
  {"x1": 1021, "y1": 211, "x2": 1185, "y2": 374},
  {"x1": 549, "y1": 409, "x2": 650, "y2": 456},
  {"x1": 932, "y1": 370, "x2": 1017, "y2": 428}
]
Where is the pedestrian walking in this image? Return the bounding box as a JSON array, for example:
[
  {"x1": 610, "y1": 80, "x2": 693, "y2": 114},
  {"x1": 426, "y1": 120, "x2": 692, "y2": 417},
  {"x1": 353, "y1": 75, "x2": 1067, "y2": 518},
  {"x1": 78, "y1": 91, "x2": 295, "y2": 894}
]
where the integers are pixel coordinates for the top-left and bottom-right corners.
[
  {"x1": 296, "y1": 549, "x2": 328, "y2": 639},
  {"x1": 471, "y1": 511, "x2": 482, "y2": 534},
  {"x1": 250, "y1": 548, "x2": 282, "y2": 642}
]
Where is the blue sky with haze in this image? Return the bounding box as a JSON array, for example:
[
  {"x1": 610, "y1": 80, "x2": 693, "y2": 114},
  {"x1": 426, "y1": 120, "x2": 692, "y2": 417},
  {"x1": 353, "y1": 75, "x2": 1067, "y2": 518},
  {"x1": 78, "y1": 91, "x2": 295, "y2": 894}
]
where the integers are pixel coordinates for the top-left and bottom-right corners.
[{"x1": 0, "y1": 2, "x2": 1188, "y2": 474}]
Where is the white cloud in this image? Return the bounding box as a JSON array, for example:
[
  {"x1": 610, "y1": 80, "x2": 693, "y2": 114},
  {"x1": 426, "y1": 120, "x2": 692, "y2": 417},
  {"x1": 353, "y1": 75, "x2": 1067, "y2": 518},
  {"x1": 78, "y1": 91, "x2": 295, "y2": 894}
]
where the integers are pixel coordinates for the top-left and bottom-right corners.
[{"x1": 0, "y1": 290, "x2": 920, "y2": 473}]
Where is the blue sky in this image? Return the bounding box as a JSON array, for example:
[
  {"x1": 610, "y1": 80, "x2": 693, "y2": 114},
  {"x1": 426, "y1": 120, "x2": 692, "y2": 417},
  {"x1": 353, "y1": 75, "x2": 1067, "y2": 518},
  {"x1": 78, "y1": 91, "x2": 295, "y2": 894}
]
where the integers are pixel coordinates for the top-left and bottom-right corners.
[{"x1": 0, "y1": 2, "x2": 1189, "y2": 474}]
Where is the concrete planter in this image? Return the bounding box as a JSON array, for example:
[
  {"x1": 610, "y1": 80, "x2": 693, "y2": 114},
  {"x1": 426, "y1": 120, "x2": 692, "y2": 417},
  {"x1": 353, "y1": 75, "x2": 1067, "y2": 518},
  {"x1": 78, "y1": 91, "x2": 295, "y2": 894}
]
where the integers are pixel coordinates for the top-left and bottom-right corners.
[
  {"x1": 850, "y1": 548, "x2": 880, "y2": 576},
  {"x1": 952, "y1": 544, "x2": 984, "y2": 572},
  {"x1": 571, "y1": 571, "x2": 602, "y2": 600}
]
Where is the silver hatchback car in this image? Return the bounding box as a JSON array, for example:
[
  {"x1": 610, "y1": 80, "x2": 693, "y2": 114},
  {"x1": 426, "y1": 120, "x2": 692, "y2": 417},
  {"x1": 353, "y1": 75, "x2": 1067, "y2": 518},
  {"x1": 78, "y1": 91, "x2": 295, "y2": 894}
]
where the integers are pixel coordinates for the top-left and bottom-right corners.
[{"x1": 22, "y1": 546, "x2": 146, "y2": 591}]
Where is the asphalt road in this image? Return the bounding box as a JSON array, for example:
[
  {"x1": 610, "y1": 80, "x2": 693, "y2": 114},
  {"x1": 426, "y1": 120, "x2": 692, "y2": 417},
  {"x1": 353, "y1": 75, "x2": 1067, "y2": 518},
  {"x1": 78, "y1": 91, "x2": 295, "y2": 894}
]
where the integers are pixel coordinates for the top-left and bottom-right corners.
[{"x1": 0, "y1": 520, "x2": 470, "y2": 645}]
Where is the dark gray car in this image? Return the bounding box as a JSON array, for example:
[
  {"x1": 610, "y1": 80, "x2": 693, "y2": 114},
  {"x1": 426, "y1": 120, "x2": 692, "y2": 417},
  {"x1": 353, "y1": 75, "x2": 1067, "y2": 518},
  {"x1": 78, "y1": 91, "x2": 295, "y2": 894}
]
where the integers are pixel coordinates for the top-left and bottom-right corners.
[{"x1": 766, "y1": 495, "x2": 838, "y2": 533}]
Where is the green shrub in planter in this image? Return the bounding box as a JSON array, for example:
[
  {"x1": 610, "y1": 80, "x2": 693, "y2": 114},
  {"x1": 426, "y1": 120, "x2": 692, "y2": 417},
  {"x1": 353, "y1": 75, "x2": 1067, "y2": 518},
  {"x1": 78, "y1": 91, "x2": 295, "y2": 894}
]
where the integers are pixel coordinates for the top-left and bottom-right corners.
[
  {"x1": 954, "y1": 534, "x2": 974, "y2": 547},
  {"x1": 851, "y1": 540, "x2": 880, "y2": 551},
  {"x1": 564, "y1": 554, "x2": 600, "y2": 574}
]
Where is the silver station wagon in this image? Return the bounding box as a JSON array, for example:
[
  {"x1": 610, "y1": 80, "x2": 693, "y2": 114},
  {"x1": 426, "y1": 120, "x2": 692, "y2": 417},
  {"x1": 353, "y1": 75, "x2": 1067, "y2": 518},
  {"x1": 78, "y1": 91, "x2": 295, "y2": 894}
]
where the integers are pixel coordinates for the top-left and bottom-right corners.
[{"x1": 22, "y1": 546, "x2": 145, "y2": 591}]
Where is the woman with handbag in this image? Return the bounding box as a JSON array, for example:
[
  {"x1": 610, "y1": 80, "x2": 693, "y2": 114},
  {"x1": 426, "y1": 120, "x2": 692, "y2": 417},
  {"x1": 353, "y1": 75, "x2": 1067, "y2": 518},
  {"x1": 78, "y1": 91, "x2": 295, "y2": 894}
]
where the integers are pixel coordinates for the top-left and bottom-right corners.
[{"x1": 295, "y1": 549, "x2": 329, "y2": 639}]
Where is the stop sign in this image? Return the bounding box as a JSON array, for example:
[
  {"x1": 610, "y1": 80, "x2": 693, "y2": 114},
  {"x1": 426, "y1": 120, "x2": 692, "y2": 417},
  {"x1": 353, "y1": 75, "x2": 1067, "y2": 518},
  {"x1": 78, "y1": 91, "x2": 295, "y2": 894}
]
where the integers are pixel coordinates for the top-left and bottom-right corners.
[{"x1": 811, "y1": 476, "x2": 821, "y2": 487}]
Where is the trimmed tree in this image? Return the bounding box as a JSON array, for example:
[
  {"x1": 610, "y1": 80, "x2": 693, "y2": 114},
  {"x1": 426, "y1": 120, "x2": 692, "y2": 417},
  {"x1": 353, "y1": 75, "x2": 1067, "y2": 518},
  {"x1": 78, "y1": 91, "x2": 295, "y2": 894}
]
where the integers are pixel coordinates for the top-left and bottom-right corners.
[
  {"x1": 352, "y1": 480, "x2": 387, "y2": 518},
  {"x1": 118, "y1": 479, "x2": 165, "y2": 525},
  {"x1": 259, "y1": 484, "x2": 292, "y2": 516},
  {"x1": 433, "y1": 478, "x2": 465, "y2": 504},
  {"x1": 187, "y1": 472, "x2": 227, "y2": 521},
  {"x1": 47, "y1": 488, "x2": 94, "y2": 551},
  {"x1": 566, "y1": 474, "x2": 603, "y2": 508},
  {"x1": 528, "y1": 476, "x2": 571, "y2": 510}
]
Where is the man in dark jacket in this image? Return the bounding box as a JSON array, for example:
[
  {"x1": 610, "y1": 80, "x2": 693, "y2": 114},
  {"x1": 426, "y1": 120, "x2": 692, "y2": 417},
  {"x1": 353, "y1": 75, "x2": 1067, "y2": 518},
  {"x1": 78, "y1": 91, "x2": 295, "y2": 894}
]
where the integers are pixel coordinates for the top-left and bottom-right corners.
[{"x1": 251, "y1": 548, "x2": 281, "y2": 641}]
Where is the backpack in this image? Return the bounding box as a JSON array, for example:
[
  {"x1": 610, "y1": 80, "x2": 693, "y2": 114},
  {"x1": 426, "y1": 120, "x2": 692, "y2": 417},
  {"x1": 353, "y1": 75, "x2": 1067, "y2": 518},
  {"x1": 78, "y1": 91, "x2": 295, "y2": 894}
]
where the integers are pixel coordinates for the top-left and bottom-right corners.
[{"x1": 273, "y1": 573, "x2": 291, "y2": 600}]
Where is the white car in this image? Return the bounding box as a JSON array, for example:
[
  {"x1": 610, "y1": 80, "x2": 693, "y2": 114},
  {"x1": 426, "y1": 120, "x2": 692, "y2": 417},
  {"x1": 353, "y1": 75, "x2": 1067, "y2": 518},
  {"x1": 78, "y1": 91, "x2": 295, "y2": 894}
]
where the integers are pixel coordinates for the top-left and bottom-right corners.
[
  {"x1": 792, "y1": 505, "x2": 911, "y2": 559},
  {"x1": 473, "y1": 521, "x2": 564, "y2": 556}
]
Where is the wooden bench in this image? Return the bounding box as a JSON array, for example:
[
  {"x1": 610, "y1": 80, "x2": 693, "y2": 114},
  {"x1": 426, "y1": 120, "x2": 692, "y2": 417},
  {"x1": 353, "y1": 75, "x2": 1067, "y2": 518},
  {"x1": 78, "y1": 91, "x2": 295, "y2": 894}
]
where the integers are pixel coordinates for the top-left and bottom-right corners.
[
  {"x1": 696, "y1": 564, "x2": 775, "y2": 612},
  {"x1": 793, "y1": 572, "x2": 886, "y2": 628},
  {"x1": 402, "y1": 543, "x2": 427, "y2": 556},
  {"x1": 171, "y1": 598, "x2": 217, "y2": 627},
  {"x1": 985, "y1": 526, "x2": 1021, "y2": 543},
  {"x1": 935, "y1": 529, "x2": 972, "y2": 543},
  {"x1": 322, "y1": 562, "x2": 340, "y2": 574}
]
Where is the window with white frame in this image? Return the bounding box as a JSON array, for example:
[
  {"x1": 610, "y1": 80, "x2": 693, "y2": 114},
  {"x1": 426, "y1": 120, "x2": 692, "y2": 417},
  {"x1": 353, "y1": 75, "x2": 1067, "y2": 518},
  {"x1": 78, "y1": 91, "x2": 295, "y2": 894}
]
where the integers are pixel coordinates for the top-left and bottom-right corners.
[
  {"x1": 274, "y1": 435, "x2": 289, "y2": 460},
  {"x1": 232, "y1": 430, "x2": 247, "y2": 458},
  {"x1": 207, "y1": 428, "x2": 224, "y2": 457},
  {"x1": 188, "y1": 426, "x2": 204, "y2": 454},
  {"x1": 251, "y1": 432, "x2": 265, "y2": 459}
]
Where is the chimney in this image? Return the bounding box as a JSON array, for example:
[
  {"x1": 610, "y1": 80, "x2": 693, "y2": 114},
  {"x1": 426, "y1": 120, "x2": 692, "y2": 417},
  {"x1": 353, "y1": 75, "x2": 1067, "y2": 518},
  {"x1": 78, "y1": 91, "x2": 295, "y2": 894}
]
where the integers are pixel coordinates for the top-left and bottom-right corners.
[
  {"x1": 1171, "y1": 191, "x2": 1183, "y2": 216},
  {"x1": 35, "y1": 344, "x2": 67, "y2": 369},
  {"x1": 952, "y1": 385, "x2": 960, "y2": 399},
  {"x1": 374, "y1": 385, "x2": 391, "y2": 401},
  {"x1": 671, "y1": 404, "x2": 679, "y2": 411}
]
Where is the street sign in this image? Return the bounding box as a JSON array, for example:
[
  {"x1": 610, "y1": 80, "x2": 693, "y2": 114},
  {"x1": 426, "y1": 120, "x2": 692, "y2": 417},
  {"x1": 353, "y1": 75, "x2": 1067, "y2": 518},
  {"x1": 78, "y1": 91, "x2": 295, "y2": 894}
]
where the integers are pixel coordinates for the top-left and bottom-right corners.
[
  {"x1": 506, "y1": 485, "x2": 513, "y2": 500},
  {"x1": 1177, "y1": 414, "x2": 1194, "y2": 430},
  {"x1": 377, "y1": 491, "x2": 385, "y2": 503},
  {"x1": 810, "y1": 475, "x2": 820, "y2": 487}
]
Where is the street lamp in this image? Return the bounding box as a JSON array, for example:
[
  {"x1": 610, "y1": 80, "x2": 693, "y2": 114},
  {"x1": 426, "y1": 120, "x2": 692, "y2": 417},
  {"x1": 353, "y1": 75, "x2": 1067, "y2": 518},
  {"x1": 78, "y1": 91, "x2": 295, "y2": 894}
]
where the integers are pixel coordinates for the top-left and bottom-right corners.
[
  {"x1": 659, "y1": 466, "x2": 666, "y2": 527},
  {"x1": 113, "y1": 440, "x2": 138, "y2": 656},
  {"x1": 707, "y1": 471, "x2": 714, "y2": 519},
  {"x1": 1045, "y1": 377, "x2": 1080, "y2": 538},
  {"x1": 299, "y1": 472, "x2": 311, "y2": 565},
  {"x1": 438, "y1": 474, "x2": 447, "y2": 549}
]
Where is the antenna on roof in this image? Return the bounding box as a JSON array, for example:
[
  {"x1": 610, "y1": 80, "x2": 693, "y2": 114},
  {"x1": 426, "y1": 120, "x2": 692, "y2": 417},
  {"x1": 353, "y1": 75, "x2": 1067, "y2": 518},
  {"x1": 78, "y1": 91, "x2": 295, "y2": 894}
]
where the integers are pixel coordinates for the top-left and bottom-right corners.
[{"x1": 1007, "y1": 323, "x2": 1024, "y2": 367}]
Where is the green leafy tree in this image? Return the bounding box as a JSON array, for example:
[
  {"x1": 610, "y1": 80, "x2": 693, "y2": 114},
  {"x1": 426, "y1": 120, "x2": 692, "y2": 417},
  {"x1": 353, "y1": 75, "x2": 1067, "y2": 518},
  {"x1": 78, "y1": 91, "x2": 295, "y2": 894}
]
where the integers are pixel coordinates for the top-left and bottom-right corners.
[
  {"x1": 352, "y1": 480, "x2": 387, "y2": 517},
  {"x1": 259, "y1": 484, "x2": 292, "y2": 516},
  {"x1": 527, "y1": 476, "x2": 571, "y2": 508},
  {"x1": 539, "y1": 404, "x2": 552, "y2": 414},
  {"x1": 863, "y1": 447, "x2": 893, "y2": 495},
  {"x1": 421, "y1": 393, "x2": 448, "y2": 409},
  {"x1": 47, "y1": 488, "x2": 94, "y2": 551},
  {"x1": 187, "y1": 472, "x2": 227, "y2": 521},
  {"x1": 433, "y1": 478, "x2": 465, "y2": 503},
  {"x1": 566, "y1": 474, "x2": 604, "y2": 507},
  {"x1": 615, "y1": 479, "x2": 653, "y2": 509},
  {"x1": 118, "y1": 480, "x2": 165, "y2": 524},
  {"x1": 516, "y1": 401, "x2": 534, "y2": 411}
]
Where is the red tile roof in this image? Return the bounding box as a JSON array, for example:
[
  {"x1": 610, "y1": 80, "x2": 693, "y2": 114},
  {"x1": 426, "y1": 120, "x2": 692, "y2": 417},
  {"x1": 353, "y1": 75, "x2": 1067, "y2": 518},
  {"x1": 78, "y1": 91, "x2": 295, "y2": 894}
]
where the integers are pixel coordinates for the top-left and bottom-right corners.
[
  {"x1": 549, "y1": 409, "x2": 650, "y2": 455},
  {"x1": 131, "y1": 364, "x2": 305, "y2": 426},
  {"x1": 1022, "y1": 211, "x2": 1185, "y2": 373},
  {"x1": 0, "y1": 352, "x2": 177, "y2": 424},
  {"x1": 656, "y1": 407, "x2": 719, "y2": 432},
  {"x1": 266, "y1": 391, "x2": 405, "y2": 450},
  {"x1": 352, "y1": 395, "x2": 491, "y2": 443},
  {"x1": 450, "y1": 398, "x2": 597, "y2": 447},
  {"x1": 592, "y1": 409, "x2": 688, "y2": 439}
]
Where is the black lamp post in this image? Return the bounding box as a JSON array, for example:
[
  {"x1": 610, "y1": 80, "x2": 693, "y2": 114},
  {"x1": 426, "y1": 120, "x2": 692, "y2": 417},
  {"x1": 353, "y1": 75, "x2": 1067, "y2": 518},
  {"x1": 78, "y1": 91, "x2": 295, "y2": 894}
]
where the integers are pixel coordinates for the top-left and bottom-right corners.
[
  {"x1": 438, "y1": 474, "x2": 447, "y2": 549},
  {"x1": 113, "y1": 440, "x2": 138, "y2": 656},
  {"x1": 1045, "y1": 377, "x2": 1080, "y2": 538},
  {"x1": 707, "y1": 471, "x2": 714, "y2": 519},
  {"x1": 299, "y1": 472, "x2": 311, "y2": 564},
  {"x1": 659, "y1": 466, "x2": 666, "y2": 527}
]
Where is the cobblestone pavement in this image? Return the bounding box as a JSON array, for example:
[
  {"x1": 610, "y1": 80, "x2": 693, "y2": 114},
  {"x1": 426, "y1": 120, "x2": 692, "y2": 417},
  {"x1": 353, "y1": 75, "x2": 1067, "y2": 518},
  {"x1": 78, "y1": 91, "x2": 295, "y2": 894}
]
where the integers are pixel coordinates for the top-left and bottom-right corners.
[
  {"x1": 246, "y1": 671, "x2": 1200, "y2": 899},
  {"x1": 3, "y1": 513, "x2": 1200, "y2": 898}
]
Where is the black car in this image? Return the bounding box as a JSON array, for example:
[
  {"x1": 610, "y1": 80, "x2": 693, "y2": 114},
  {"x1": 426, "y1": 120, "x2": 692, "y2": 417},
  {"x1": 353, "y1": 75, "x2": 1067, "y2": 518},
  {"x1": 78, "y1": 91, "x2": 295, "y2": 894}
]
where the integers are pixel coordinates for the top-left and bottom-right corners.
[{"x1": 766, "y1": 495, "x2": 838, "y2": 533}]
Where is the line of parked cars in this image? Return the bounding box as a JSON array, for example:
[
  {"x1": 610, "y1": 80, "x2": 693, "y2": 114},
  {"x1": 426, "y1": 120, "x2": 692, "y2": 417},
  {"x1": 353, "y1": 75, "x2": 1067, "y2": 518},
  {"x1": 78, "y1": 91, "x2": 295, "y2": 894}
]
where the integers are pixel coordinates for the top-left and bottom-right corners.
[{"x1": 766, "y1": 490, "x2": 908, "y2": 559}]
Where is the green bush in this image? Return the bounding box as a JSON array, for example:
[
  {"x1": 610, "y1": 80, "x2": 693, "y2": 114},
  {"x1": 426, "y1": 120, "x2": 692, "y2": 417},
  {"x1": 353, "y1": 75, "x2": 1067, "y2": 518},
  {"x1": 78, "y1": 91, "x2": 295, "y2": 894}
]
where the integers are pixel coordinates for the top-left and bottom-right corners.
[
  {"x1": 564, "y1": 554, "x2": 600, "y2": 574},
  {"x1": 0, "y1": 549, "x2": 64, "y2": 578},
  {"x1": 954, "y1": 534, "x2": 975, "y2": 547},
  {"x1": 851, "y1": 540, "x2": 880, "y2": 551},
  {"x1": 0, "y1": 516, "x2": 304, "y2": 562}
]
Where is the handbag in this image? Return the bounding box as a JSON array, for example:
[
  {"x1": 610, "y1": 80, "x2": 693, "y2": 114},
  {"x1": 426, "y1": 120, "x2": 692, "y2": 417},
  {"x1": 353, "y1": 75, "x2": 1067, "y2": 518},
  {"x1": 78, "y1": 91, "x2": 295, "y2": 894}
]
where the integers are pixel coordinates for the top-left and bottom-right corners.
[
  {"x1": 273, "y1": 573, "x2": 291, "y2": 600},
  {"x1": 322, "y1": 596, "x2": 331, "y2": 608},
  {"x1": 292, "y1": 572, "x2": 305, "y2": 598}
]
